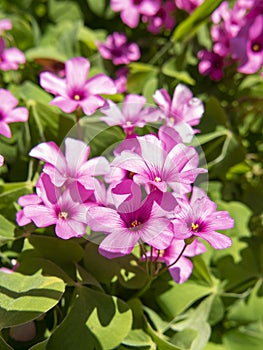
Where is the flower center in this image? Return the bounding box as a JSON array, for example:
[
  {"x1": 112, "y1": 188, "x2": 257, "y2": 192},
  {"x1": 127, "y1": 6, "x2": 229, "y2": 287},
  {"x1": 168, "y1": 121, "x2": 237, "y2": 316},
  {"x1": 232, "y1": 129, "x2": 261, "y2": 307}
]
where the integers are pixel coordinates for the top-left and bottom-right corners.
[
  {"x1": 252, "y1": 42, "x2": 261, "y2": 52},
  {"x1": 73, "y1": 94, "x2": 81, "y2": 101},
  {"x1": 191, "y1": 223, "x2": 199, "y2": 232},
  {"x1": 154, "y1": 176, "x2": 162, "y2": 182},
  {"x1": 58, "y1": 211, "x2": 69, "y2": 220},
  {"x1": 130, "y1": 220, "x2": 141, "y2": 228},
  {"x1": 158, "y1": 249, "x2": 165, "y2": 258}
]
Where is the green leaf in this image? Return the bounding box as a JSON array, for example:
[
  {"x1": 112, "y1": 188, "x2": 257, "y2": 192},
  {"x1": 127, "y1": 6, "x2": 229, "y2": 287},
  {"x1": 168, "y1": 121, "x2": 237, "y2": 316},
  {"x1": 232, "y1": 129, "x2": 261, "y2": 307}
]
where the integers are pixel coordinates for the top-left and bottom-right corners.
[
  {"x1": 145, "y1": 320, "x2": 183, "y2": 350},
  {"x1": 29, "y1": 339, "x2": 49, "y2": 350},
  {"x1": 156, "y1": 280, "x2": 213, "y2": 318},
  {"x1": 171, "y1": 329, "x2": 198, "y2": 349},
  {"x1": 127, "y1": 71, "x2": 157, "y2": 95},
  {"x1": 48, "y1": 0, "x2": 83, "y2": 23},
  {"x1": 78, "y1": 26, "x2": 106, "y2": 51},
  {"x1": 223, "y1": 327, "x2": 263, "y2": 350},
  {"x1": 171, "y1": 295, "x2": 214, "y2": 350},
  {"x1": 0, "y1": 215, "x2": 16, "y2": 245},
  {"x1": 83, "y1": 242, "x2": 146, "y2": 289},
  {"x1": 26, "y1": 46, "x2": 67, "y2": 62},
  {"x1": 208, "y1": 295, "x2": 224, "y2": 326},
  {"x1": 87, "y1": 0, "x2": 106, "y2": 16},
  {"x1": 216, "y1": 200, "x2": 252, "y2": 237},
  {"x1": 122, "y1": 329, "x2": 154, "y2": 348},
  {"x1": 162, "y1": 58, "x2": 196, "y2": 85},
  {"x1": 143, "y1": 76, "x2": 158, "y2": 104},
  {"x1": 129, "y1": 63, "x2": 158, "y2": 73},
  {"x1": 0, "y1": 335, "x2": 13, "y2": 350},
  {"x1": 191, "y1": 255, "x2": 213, "y2": 285},
  {"x1": 28, "y1": 235, "x2": 84, "y2": 265},
  {"x1": 205, "y1": 96, "x2": 228, "y2": 126},
  {"x1": 172, "y1": 0, "x2": 224, "y2": 42},
  {"x1": 0, "y1": 181, "x2": 33, "y2": 222},
  {"x1": 204, "y1": 343, "x2": 225, "y2": 350},
  {"x1": 47, "y1": 286, "x2": 132, "y2": 350},
  {"x1": 0, "y1": 271, "x2": 65, "y2": 329},
  {"x1": 227, "y1": 280, "x2": 263, "y2": 323}
]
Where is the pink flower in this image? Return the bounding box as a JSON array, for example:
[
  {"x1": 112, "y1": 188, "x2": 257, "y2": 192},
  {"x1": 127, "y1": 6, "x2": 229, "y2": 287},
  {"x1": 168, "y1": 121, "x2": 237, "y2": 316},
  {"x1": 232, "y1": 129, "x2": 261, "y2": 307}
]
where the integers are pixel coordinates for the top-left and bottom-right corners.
[
  {"x1": 111, "y1": 134, "x2": 206, "y2": 195},
  {"x1": 0, "y1": 154, "x2": 4, "y2": 167},
  {"x1": 97, "y1": 32, "x2": 140, "y2": 65},
  {"x1": 198, "y1": 49, "x2": 225, "y2": 80},
  {"x1": 110, "y1": 0, "x2": 161, "y2": 28},
  {"x1": 175, "y1": 0, "x2": 204, "y2": 13},
  {"x1": 16, "y1": 194, "x2": 42, "y2": 226},
  {"x1": 114, "y1": 67, "x2": 128, "y2": 93},
  {"x1": 230, "y1": 15, "x2": 263, "y2": 74},
  {"x1": 0, "y1": 89, "x2": 28, "y2": 138},
  {"x1": 211, "y1": 1, "x2": 247, "y2": 58},
  {"x1": 149, "y1": 238, "x2": 206, "y2": 283},
  {"x1": 87, "y1": 181, "x2": 173, "y2": 258},
  {"x1": 153, "y1": 84, "x2": 204, "y2": 142},
  {"x1": 29, "y1": 137, "x2": 110, "y2": 190},
  {"x1": 0, "y1": 37, "x2": 25, "y2": 71},
  {"x1": 142, "y1": 0, "x2": 176, "y2": 34},
  {"x1": 0, "y1": 19, "x2": 12, "y2": 32},
  {"x1": 100, "y1": 94, "x2": 161, "y2": 135},
  {"x1": 23, "y1": 173, "x2": 89, "y2": 239},
  {"x1": 40, "y1": 57, "x2": 117, "y2": 115},
  {"x1": 172, "y1": 187, "x2": 234, "y2": 249}
]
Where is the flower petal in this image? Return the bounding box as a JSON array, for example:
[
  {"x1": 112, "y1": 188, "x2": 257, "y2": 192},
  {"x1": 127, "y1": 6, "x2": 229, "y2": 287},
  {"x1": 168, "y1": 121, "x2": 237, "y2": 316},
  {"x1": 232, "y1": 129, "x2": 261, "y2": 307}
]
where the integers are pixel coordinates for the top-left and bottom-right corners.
[
  {"x1": 169, "y1": 257, "x2": 193, "y2": 284},
  {"x1": 65, "y1": 57, "x2": 90, "y2": 89},
  {"x1": 141, "y1": 218, "x2": 173, "y2": 249},
  {"x1": 122, "y1": 94, "x2": 146, "y2": 121},
  {"x1": 197, "y1": 231, "x2": 232, "y2": 249},
  {"x1": 5, "y1": 107, "x2": 28, "y2": 123},
  {"x1": 40, "y1": 72, "x2": 66, "y2": 96},
  {"x1": 56, "y1": 219, "x2": 86, "y2": 239},
  {"x1": 29, "y1": 141, "x2": 66, "y2": 170},
  {"x1": 99, "y1": 229, "x2": 140, "y2": 258},
  {"x1": 24, "y1": 205, "x2": 56, "y2": 227},
  {"x1": 64, "y1": 138, "x2": 90, "y2": 176},
  {"x1": 85, "y1": 73, "x2": 117, "y2": 95},
  {"x1": 87, "y1": 206, "x2": 123, "y2": 233},
  {"x1": 50, "y1": 96, "x2": 79, "y2": 113}
]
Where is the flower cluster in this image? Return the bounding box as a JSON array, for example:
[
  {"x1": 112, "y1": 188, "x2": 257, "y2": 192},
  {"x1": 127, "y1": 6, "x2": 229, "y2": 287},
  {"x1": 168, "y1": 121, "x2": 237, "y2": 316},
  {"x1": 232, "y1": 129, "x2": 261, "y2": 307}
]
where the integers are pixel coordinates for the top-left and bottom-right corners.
[
  {"x1": 17, "y1": 56, "x2": 234, "y2": 284},
  {"x1": 0, "y1": 19, "x2": 25, "y2": 71},
  {"x1": 198, "y1": 0, "x2": 263, "y2": 79}
]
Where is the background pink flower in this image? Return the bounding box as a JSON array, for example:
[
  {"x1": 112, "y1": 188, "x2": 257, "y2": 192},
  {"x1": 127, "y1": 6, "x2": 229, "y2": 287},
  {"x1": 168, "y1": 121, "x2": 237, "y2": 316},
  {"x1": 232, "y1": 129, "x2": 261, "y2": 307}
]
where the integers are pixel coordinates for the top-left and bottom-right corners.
[
  {"x1": 40, "y1": 57, "x2": 117, "y2": 115},
  {"x1": 0, "y1": 89, "x2": 28, "y2": 138},
  {"x1": 97, "y1": 32, "x2": 140, "y2": 65},
  {"x1": 110, "y1": 0, "x2": 161, "y2": 28}
]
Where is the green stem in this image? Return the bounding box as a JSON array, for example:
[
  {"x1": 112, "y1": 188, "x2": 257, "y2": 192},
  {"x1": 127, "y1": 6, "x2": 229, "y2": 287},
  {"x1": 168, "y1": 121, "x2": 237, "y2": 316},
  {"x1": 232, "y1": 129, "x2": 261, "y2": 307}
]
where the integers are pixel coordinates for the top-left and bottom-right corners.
[
  {"x1": 149, "y1": 40, "x2": 173, "y2": 65},
  {"x1": 75, "y1": 108, "x2": 84, "y2": 140}
]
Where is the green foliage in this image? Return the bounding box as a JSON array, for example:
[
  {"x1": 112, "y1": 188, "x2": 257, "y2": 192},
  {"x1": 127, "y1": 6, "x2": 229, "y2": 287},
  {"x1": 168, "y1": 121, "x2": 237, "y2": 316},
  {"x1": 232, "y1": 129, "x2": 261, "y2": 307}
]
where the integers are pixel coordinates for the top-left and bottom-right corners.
[{"x1": 0, "y1": 271, "x2": 65, "y2": 329}]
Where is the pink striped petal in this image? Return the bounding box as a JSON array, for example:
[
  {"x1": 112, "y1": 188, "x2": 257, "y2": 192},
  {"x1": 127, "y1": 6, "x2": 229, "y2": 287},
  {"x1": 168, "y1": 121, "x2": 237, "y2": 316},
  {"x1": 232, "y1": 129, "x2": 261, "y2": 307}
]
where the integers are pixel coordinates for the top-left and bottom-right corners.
[
  {"x1": 85, "y1": 73, "x2": 117, "y2": 95},
  {"x1": 65, "y1": 57, "x2": 90, "y2": 89},
  {"x1": 40, "y1": 72, "x2": 66, "y2": 96}
]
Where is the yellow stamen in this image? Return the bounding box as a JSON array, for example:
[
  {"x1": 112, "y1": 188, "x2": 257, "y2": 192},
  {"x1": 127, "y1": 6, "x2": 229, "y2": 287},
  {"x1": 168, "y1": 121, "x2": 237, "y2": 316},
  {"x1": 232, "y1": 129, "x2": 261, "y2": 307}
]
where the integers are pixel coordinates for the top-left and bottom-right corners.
[
  {"x1": 252, "y1": 43, "x2": 261, "y2": 52},
  {"x1": 191, "y1": 223, "x2": 199, "y2": 231},
  {"x1": 58, "y1": 211, "x2": 68, "y2": 220},
  {"x1": 74, "y1": 94, "x2": 81, "y2": 101},
  {"x1": 131, "y1": 220, "x2": 141, "y2": 228},
  {"x1": 158, "y1": 249, "x2": 165, "y2": 258},
  {"x1": 154, "y1": 176, "x2": 161, "y2": 182}
]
